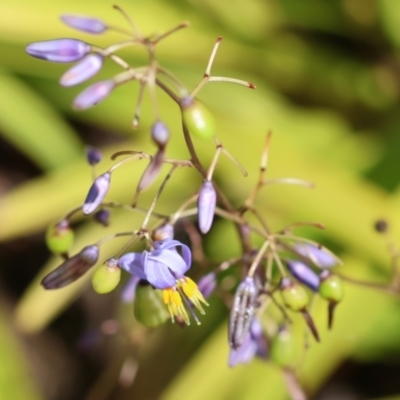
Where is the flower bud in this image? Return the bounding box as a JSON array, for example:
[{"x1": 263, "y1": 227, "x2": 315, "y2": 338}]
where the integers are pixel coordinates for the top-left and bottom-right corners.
[
  {"x1": 181, "y1": 97, "x2": 216, "y2": 139},
  {"x1": 270, "y1": 326, "x2": 297, "y2": 368},
  {"x1": 85, "y1": 145, "x2": 102, "y2": 166},
  {"x1": 151, "y1": 223, "x2": 174, "y2": 241},
  {"x1": 280, "y1": 278, "x2": 308, "y2": 311},
  {"x1": 286, "y1": 260, "x2": 320, "y2": 291},
  {"x1": 151, "y1": 120, "x2": 170, "y2": 148},
  {"x1": 197, "y1": 272, "x2": 217, "y2": 299},
  {"x1": 83, "y1": 172, "x2": 111, "y2": 215},
  {"x1": 61, "y1": 14, "x2": 107, "y2": 34},
  {"x1": 295, "y1": 243, "x2": 337, "y2": 269},
  {"x1": 136, "y1": 150, "x2": 164, "y2": 192},
  {"x1": 73, "y1": 80, "x2": 115, "y2": 110},
  {"x1": 229, "y1": 276, "x2": 258, "y2": 349},
  {"x1": 134, "y1": 282, "x2": 170, "y2": 327},
  {"x1": 45, "y1": 220, "x2": 74, "y2": 254},
  {"x1": 197, "y1": 181, "x2": 216, "y2": 234},
  {"x1": 93, "y1": 209, "x2": 110, "y2": 226},
  {"x1": 92, "y1": 258, "x2": 121, "y2": 294},
  {"x1": 26, "y1": 39, "x2": 90, "y2": 63},
  {"x1": 41, "y1": 245, "x2": 99, "y2": 289},
  {"x1": 60, "y1": 54, "x2": 103, "y2": 87}
]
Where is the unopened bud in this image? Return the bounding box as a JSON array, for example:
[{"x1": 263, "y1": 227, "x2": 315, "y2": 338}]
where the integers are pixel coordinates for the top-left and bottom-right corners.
[
  {"x1": 197, "y1": 181, "x2": 216, "y2": 234},
  {"x1": 45, "y1": 220, "x2": 74, "y2": 255},
  {"x1": 152, "y1": 223, "x2": 174, "y2": 241},
  {"x1": 151, "y1": 120, "x2": 170, "y2": 148},
  {"x1": 93, "y1": 209, "x2": 110, "y2": 226},
  {"x1": 92, "y1": 258, "x2": 121, "y2": 294},
  {"x1": 26, "y1": 39, "x2": 90, "y2": 63},
  {"x1": 83, "y1": 172, "x2": 111, "y2": 215},
  {"x1": 197, "y1": 272, "x2": 217, "y2": 299},
  {"x1": 229, "y1": 276, "x2": 258, "y2": 349},
  {"x1": 137, "y1": 150, "x2": 164, "y2": 192},
  {"x1": 61, "y1": 14, "x2": 107, "y2": 34},
  {"x1": 73, "y1": 80, "x2": 115, "y2": 110},
  {"x1": 41, "y1": 245, "x2": 99, "y2": 289},
  {"x1": 286, "y1": 260, "x2": 320, "y2": 291},
  {"x1": 60, "y1": 54, "x2": 103, "y2": 87},
  {"x1": 295, "y1": 243, "x2": 337, "y2": 269},
  {"x1": 85, "y1": 146, "x2": 102, "y2": 166}
]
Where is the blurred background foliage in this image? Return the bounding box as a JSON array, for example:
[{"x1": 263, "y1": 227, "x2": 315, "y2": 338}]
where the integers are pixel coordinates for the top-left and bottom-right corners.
[{"x1": 1, "y1": 0, "x2": 400, "y2": 399}]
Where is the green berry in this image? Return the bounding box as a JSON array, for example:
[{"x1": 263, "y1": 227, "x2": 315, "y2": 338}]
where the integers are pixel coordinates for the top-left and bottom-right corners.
[
  {"x1": 134, "y1": 283, "x2": 169, "y2": 328},
  {"x1": 92, "y1": 259, "x2": 121, "y2": 294},
  {"x1": 280, "y1": 278, "x2": 309, "y2": 311},
  {"x1": 46, "y1": 221, "x2": 74, "y2": 254},
  {"x1": 181, "y1": 97, "x2": 216, "y2": 139},
  {"x1": 319, "y1": 272, "x2": 344, "y2": 303},
  {"x1": 270, "y1": 326, "x2": 297, "y2": 368}
]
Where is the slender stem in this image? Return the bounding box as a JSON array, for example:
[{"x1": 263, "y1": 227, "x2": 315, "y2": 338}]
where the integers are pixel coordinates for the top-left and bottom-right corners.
[
  {"x1": 205, "y1": 36, "x2": 223, "y2": 76},
  {"x1": 157, "y1": 67, "x2": 189, "y2": 97},
  {"x1": 152, "y1": 21, "x2": 190, "y2": 44},
  {"x1": 96, "y1": 231, "x2": 138, "y2": 246},
  {"x1": 222, "y1": 148, "x2": 248, "y2": 177},
  {"x1": 113, "y1": 5, "x2": 143, "y2": 39},
  {"x1": 208, "y1": 76, "x2": 256, "y2": 88},
  {"x1": 248, "y1": 240, "x2": 270, "y2": 277},
  {"x1": 206, "y1": 142, "x2": 223, "y2": 181},
  {"x1": 262, "y1": 178, "x2": 314, "y2": 188},
  {"x1": 169, "y1": 194, "x2": 198, "y2": 225},
  {"x1": 133, "y1": 81, "x2": 146, "y2": 129}
]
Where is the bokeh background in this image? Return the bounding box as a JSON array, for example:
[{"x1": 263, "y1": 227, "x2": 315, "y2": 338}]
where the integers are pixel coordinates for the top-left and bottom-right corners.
[{"x1": 1, "y1": 0, "x2": 400, "y2": 399}]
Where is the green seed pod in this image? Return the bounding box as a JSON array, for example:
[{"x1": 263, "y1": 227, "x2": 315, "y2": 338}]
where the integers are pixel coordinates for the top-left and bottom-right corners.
[
  {"x1": 92, "y1": 258, "x2": 121, "y2": 294},
  {"x1": 319, "y1": 271, "x2": 344, "y2": 303},
  {"x1": 181, "y1": 97, "x2": 216, "y2": 139},
  {"x1": 134, "y1": 283, "x2": 170, "y2": 328},
  {"x1": 46, "y1": 220, "x2": 74, "y2": 254},
  {"x1": 280, "y1": 278, "x2": 309, "y2": 311},
  {"x1": 270, "y1": 326, "x2": 297, "y2": 368}
]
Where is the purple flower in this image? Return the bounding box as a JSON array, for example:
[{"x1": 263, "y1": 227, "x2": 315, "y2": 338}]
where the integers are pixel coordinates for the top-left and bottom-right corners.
[
  {"x1": 41, "y1": 245, "x2": 99, "y2": 289},
  {"x1": 93, "y1": 209, "x2": 110, "y2": 226},
  {"x1": 286, "y1": 260, "x2": 320, "y2": 291},
  {"x1": 120, "y1": 276, "x2": 141, "y2": 303},
  {"x1": 61, "y1": 14, "x2": 107, "y2": 34},
  {"x1": 118, "y1": 239, "x2": 207, "y2": 325},
  {"x1": 26, "y1": 39, "x2": 91, "y2": 63},
  {"x1": 60, "y1": 54, "x2": 104, "y2": 87},
  {"x1": 229, "y1": 317, "x2": 267, "y2": 367},
  {"x1": 295, "y1": 243, "x2": 338, "y2": 269},
  {"x1": 73, "y1": 80, "x2": 115, "y2": 110},
  {"x1": 197, "y1": 181, "x2": 216, "y2": 234},
  {"x1": 118, "y1": 239, "x2": 191, "y2": 289},
  {"x1": 152, "y1": 223, "x2": 174, "y2": 241},
  {"x1": 83, "y1": 172, "x2": 111, "y2": 215}
]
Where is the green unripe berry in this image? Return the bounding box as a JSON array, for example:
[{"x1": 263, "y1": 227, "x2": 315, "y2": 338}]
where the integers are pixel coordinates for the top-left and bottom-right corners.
[
  {"x1": 181, "y1": 97, "x2": 216, "y2": 139},
  {"x1": 92, "y1": 259, "x2": 121, "y2": 294},
  {"x1": 270, "y1": 326, "x2": 297, "y2": 368},
  {"x1": 280, "y1": 278, "x2": 309, "y2": 311},
  {"x1": 46, "y1": 221, "x2": 74, "y2": 254},
  {"x1": 134, "y1": 283, "x2": 169, "y2": 328},
  {"x1": 319, "y1": 271, "x2": 344, "y2": 303}
]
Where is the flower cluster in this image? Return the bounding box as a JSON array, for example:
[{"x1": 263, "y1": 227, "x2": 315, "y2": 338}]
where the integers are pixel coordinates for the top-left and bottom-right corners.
[{"x1": 30, "y1": 8, "x2": 346, "y2": 389}]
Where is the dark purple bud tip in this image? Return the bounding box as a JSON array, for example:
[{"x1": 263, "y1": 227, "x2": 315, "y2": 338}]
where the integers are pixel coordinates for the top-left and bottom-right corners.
[
  {"x1": 26, "y1": 39, "x2": 90, "y2": 63},
  {"x1": 73, "y1": 80, "x2": 115, "y2": 110},
  {"x1": 60, "y1": 54, "x2": 103, "y2": 87},
  {"x1": 83, "y1": 172, "x2": 111, "y2": 215},
  {"x1": 197, "y1": 272, "x2": 217, "y2": 299},
  {"x1": 151, "y1": 121, "x2": 170, "y2": 148},
  {"x1": 93, "y1": 209, "x2": 110, "y2": 226},
  {"x1": 197, "y1": 181, "x2": 217, "y2": 234},
  {"x1": 41, "y1": 245, "x2": 99, "y2": 289},
  {"x1": 229, "y1": 277, "x2": 258, "y2": 350},
  {"x1": 85, "y1": 146, "x2": 102, "y2": 166},
  {"x1": 61, "y1": 14, "x2": 107, "y2": 34},
  {"x1": 295, "y1": 243, "x2": 337, "y2": 269},
  {"x1": 286, "y1": 260, "x2": 320, "y2": 292}
]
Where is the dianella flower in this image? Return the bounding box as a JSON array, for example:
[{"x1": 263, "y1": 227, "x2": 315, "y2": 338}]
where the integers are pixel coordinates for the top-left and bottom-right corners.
[
  {"x1": 73, "y1": 80, "x2": 115, "y2": 110},
  {"x1": 229, "y1": 317, "x2": 267, "y2": 367},
  {"x1": 118, "y1": 239, "x2": 208, "y2": 325}
]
